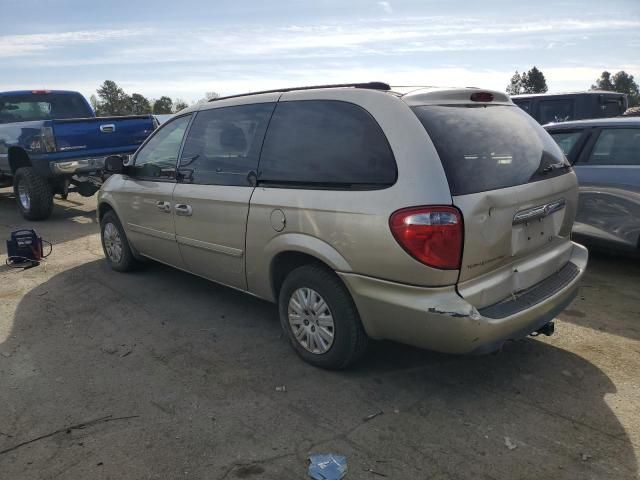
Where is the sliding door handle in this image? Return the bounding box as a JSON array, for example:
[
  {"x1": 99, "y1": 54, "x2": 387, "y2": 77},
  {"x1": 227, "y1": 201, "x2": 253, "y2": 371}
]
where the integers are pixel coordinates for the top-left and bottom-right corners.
[
  {"x1": 174, "y1": 204, "x2": 193, "y2": 216},
  {"x1": 156, "y1": 201, "x2": 171, "y2": 213}
]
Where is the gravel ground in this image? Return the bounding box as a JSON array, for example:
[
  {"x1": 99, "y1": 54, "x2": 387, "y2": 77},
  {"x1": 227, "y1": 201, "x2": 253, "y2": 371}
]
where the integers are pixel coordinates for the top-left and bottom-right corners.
[{"x1": 0, "y1": 189, "x2": 639, "y2": 479}]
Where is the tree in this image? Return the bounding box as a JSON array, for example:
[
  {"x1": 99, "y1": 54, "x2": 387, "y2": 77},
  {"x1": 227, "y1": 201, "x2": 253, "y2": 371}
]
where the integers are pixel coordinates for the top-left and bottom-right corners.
[
  {"x1": 591, "y1": 71, "x2": 615, "y2": 91},
  {"x1": 612, "y1": 71, "x2": 639, "y2": 107},
  {"x1": 506, "y1": 71, "x2": 523, "y2": 95},
  {"x1": 173, "y1": 99, "x2": 189, "y2": 112},
  {"x1": 196, "y1": 91, "x2": 220, "y2": 104},
  {"x1": 96, "y1": 80, "x2": 131, "y2": 116},
  {"x1": 153, "y1": 96, "x2": 173, "y2": 114},
  {"x1": 522, "y1": 66, "x2": 548, "y2": 94},
  {"x1": 591, "y1": 70, "x2": 640, "y2": 107},
  {"x1": 129, "y1": 93, "x2": 152, "y2": 114},
  {"x1": 506, "y1": 67, "x2": 547, "y2": 95},
  {"x1": 89, "y1": 94, "x2": 100, "y2": 115}
]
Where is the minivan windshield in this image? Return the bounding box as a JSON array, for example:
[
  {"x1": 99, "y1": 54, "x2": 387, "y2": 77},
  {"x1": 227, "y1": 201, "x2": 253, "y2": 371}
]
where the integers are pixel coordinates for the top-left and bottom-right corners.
[{"x1": 412, "y1": 104, "x2": 569, "y2": 196}]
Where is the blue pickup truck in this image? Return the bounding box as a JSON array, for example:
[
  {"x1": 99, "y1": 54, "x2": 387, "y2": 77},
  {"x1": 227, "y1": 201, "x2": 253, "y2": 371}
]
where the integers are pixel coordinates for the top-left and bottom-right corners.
[{"x1": 0, "y1": 90, "x2": 155, "y2": 220}]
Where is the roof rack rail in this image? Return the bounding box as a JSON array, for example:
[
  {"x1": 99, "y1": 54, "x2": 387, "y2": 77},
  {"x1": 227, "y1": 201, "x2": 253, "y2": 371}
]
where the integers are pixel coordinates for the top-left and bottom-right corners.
[{"x1": 209, "y1": 81, "x2": 391, "y2": 102}]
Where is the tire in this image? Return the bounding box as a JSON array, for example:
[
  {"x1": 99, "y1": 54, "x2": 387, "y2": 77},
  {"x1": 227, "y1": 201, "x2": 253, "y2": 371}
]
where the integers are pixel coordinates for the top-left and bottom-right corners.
[
  {"x1": 278, "y1": 264, "x2": 368, "y2": 369},
  {"x1": 100, "y1": 211, "x2": 137, "y2": 272},
  {"x1": 13, "y1": 167, "x2": 54, "y2": 220}
]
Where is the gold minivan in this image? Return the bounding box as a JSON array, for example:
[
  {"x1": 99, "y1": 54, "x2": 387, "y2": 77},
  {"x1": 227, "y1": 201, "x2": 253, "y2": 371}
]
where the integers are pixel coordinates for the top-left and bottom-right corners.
[{"x1": 98, "y1": 82, "x2": 588, "y2": 369}]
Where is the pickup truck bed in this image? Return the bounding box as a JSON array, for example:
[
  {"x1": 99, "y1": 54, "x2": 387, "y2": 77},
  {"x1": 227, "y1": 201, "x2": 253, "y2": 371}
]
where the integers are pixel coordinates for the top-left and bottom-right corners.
[{"x1": 0, "y1": 90, "x2": 155, "y2": 220}]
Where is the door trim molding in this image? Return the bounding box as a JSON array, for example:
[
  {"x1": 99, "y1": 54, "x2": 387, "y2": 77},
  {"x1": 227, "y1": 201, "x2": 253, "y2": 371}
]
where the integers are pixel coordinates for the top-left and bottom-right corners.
[
  {"x1": 128, "y1": 223, "x2": 176, "y2": 241},
  {"x1": 176, "y1": 235, "x2": 243, "y2": 257}
]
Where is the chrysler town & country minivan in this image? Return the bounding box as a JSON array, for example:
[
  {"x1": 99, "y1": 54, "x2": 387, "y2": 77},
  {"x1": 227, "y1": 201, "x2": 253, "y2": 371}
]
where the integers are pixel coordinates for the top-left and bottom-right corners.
[{"x1": 98, "y1": 82, "x2": 588, "y2": 369}]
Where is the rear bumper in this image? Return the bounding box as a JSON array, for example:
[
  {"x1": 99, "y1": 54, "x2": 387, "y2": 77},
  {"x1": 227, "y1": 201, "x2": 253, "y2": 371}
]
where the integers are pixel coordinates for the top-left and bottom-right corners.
[
  {"x1": 339, "y1": 241, "x2": 588, "y2": 354},
  {"x1": 29, "y1": 146, "x2": 137, "y2": 177},
  {"x1": 50, "y1": 157, "x2": 106, "y2": 174}
]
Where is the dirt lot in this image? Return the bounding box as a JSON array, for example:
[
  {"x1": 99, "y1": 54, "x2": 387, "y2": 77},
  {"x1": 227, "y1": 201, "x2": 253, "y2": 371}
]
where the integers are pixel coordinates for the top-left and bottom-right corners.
[{"x1": 0, "y1": 188, "x2": 639, "y2": 480}]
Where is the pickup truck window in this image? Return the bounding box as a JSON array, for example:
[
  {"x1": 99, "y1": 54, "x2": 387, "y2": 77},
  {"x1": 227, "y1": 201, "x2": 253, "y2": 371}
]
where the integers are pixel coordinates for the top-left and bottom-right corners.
[
  {"x1": 132, "y1": 114, "x2": 191, "y2": 180},
  {"x1": 0, "y1": 93, "x2": 93, "y2": 124}
]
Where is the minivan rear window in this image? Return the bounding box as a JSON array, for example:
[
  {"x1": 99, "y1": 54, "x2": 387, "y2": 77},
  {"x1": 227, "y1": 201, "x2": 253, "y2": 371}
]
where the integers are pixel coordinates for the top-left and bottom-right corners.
[{"x1": 412, "y1": 105, "x2": 568, "y2": 196}]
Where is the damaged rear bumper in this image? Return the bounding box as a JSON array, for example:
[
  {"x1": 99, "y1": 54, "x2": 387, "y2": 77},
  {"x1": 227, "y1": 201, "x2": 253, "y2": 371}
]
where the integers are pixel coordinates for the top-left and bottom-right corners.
[{"x1": 338, "y1": 242, "x2": 588, "y2": 355}]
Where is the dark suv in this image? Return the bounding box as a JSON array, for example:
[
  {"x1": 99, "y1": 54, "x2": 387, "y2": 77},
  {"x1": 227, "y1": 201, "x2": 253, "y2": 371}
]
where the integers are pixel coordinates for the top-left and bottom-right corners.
[{"x1": 512, "y1": 91, "x2": 628, "y2": 125}]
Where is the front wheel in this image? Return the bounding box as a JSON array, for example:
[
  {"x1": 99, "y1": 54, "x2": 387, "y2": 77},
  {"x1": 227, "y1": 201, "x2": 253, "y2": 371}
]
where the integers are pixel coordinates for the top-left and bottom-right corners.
[
  {"x1": 278, "y1": 264, "x2": 368, "y2": 369},
  {"x1": 13, "y1": 167, "x2": 54, "y2": 220},
  {"x1": 100, "y1": 211, "x2": 137, "y2": 272}
]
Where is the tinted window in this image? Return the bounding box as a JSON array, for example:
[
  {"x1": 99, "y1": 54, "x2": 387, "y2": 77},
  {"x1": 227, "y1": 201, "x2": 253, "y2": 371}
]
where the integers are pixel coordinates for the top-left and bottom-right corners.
[
  {"x1": 587, "y1": 128, "x2": 640, "y2": 165},
  {"x1": 179, "y1": 103, "x2": 275, "y2": 186},
  {"x1": 549, "y1": 130, "x2": 583, "y2": 156},
  {"x1": 600, "y1": 97, "x2": 626, "y2": 117},
  {"x1": 0, "y1": 93, "x2": 93, "y2": 124},
  {"x1": 259, "y1": 100, "x2": 396, "y2": 188},
  {"x1": 413, "y1": 105, "x2": 568, "y2": 196},
  {"x1": 513, "y1": 100, "x2": 531, "y2": 115},
  {"x1": 132, "y1": 115, "x2": 191, "y2": 180},
  {"x1": 539, "y1": 99, "x2": 575, "y2": 124}
]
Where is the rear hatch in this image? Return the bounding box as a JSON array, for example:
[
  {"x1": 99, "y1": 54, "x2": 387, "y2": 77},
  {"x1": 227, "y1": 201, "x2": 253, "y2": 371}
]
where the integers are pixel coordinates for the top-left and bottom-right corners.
[
  {"x1": 410, "y1": 93, "x2": 578, "y2": 309},
  {"x1": 52, "y1": 115, "x2": 155, "y2": 154}
]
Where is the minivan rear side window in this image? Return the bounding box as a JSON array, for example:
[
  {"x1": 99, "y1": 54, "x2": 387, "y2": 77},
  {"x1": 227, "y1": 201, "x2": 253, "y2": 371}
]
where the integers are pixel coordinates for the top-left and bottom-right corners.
[
  {"x1": 413, "y1": 105, "x2": 568, "y2": 196},
  {"x1": 258, "y1": 100, "x2": 396, "y2": 189}
]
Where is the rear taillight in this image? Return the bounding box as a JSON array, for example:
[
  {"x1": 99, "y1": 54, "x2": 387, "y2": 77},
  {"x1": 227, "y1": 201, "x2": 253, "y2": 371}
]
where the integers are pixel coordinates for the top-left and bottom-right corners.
[
  {"x1": 389, "y1": 206, "x2": 463, "y2": 270},
  {"x1": 30, "y1": 127, "x2": 56, "y2": 153}
]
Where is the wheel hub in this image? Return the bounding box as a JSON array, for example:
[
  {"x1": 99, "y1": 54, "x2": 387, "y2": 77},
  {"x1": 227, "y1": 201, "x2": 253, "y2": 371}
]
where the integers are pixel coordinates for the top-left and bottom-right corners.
[
  {"x1": 103, "y1": 223, "x2": 123, "y2": 263},
  {"x1": 288, "y1": 287, "x2": 335, "y2": 354},
  {"x1": 17, "y1": 182, "x2": 30, "y2": 210}
]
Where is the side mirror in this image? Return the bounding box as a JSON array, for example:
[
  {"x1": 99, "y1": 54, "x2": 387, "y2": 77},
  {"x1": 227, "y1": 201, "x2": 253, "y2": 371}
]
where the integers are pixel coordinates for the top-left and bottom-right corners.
[{"x1": 104, "y1": 155, "x2": 125, "y2": 174}]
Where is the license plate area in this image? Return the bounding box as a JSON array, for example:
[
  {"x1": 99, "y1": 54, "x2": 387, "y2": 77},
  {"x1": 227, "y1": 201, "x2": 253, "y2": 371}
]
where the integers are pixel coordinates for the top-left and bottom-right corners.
[{"x1": 511, "y1": 216, "x2": 556, "y2": 256}]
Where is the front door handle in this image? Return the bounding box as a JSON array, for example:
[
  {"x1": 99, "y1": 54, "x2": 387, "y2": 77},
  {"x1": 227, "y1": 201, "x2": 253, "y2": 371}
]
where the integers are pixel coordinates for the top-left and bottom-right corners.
[
  {"x1": 174, "y1": 204, "x2": 193, "y2": 216},
  {"x1": 156, "y1": 201, "x2": 171, "y2": 213}
]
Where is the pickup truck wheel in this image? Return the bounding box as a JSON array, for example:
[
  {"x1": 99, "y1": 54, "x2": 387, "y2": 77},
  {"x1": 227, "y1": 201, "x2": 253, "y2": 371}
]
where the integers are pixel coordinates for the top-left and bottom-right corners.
[
  {"x1": 278, "y1": 264, "x2": 368, "y2": 369},
  {"x1": 13, "y1": 167, "x2": 54, "y2": 220},
  {"x1": 100, "y1": 211, "x2": 137, "y2": 272}
]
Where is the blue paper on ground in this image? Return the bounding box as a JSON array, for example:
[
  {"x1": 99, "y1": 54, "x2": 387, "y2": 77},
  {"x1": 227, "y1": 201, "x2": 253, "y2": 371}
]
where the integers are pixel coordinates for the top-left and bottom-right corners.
[{"x1": 308, "y1": 454, "x2": 348, "y2": 480}]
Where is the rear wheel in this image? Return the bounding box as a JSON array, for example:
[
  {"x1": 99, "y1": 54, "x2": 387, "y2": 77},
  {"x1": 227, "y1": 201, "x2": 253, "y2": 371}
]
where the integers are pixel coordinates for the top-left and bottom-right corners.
[
  {"x1": 100, "y1": 211, "x2": 137, "y2": 272},
  {"x1": 13, "y1": 167, "x2": 54, "y2": 220},
  {"x1": 278, "y1": 264, "x2": 368, "y2": 369}
]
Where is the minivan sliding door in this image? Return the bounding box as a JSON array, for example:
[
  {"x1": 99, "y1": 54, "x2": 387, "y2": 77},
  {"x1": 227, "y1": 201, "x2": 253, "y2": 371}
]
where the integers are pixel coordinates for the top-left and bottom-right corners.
[{"x1": 172, "y1": 101, "x2": 276, "y2": 290}]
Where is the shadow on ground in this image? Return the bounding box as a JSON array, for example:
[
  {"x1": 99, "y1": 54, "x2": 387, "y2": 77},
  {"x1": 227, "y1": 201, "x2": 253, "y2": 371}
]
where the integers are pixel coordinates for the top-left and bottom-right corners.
[
  {"x1": 0, "y1": 260, "x2": 637, "y2": 479},
  {"x1": 0, "y1": 189, "x2": 98, "y2": 256}
]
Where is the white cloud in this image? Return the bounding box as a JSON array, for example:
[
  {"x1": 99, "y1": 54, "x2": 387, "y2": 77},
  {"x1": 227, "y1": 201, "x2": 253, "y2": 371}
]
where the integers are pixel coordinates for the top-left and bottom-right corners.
[
  {"x1": 378, "y1": 1, "x2": 393, "y2": 14},
  {"x1": 0, "y1": 29, "x2": 152, "y2": 58},
  {"x1": 1, "y1": 15, "x2": 638, "y2": 101},
  {"x1": 3, "y1": 17, "x2": 638, "y2": 62}
]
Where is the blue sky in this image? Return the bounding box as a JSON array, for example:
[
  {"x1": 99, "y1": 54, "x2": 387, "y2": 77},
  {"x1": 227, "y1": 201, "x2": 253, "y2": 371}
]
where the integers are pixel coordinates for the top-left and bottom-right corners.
[{"x1": 1, "y1": 0, "x2": 639, "y2": 103}]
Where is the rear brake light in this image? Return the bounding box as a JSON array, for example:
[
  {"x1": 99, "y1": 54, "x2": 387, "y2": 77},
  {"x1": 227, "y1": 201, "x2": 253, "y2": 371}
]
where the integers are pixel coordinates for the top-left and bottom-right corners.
[
  {"x1": 29, "y1": 127, "x2": 56, "y2": 153},
  {"x1": 31, "y1": 90, "x2": 51, "y2": 94},
  {"x1": 470, "y1": 91, "x2": 494, "y2": 102},
  {"x1": 389, "y1": 206, "x2": 463, "y2": 270}
]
